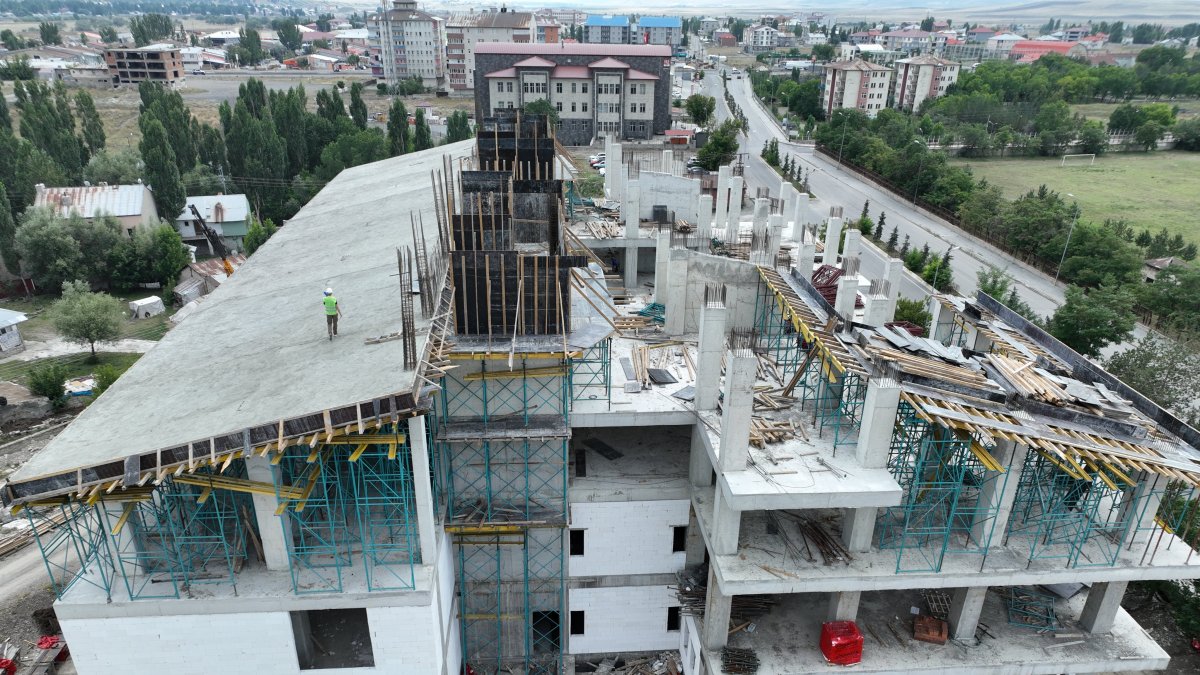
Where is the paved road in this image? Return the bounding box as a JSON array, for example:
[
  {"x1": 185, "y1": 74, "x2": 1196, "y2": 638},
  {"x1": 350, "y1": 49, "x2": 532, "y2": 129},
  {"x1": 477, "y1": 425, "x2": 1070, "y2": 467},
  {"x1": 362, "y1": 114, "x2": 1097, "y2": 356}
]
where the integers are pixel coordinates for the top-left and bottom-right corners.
[{"x1": 706, "y1": 74, "x2": 1069, "y2": 319}]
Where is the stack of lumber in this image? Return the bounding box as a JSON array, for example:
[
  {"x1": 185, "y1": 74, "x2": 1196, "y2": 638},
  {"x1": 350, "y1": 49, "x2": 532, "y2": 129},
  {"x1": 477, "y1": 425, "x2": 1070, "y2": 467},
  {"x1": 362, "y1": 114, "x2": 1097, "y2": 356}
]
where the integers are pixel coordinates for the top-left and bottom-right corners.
[
  {"x1": 615, "y1": 315, "x2": 650, "y2": 332},
  {"x1": 749, "y1": 417, "x2": 797, "y2": 447},
  {"x1": 752, "y1": 387, "x2": 795, "y2": 411},
  {"x1": 0, "y1": 508, "x2": 67, "y2": 558},
  {"x1": 583, "y1": 220, "x2": 624, "y2": 239}
]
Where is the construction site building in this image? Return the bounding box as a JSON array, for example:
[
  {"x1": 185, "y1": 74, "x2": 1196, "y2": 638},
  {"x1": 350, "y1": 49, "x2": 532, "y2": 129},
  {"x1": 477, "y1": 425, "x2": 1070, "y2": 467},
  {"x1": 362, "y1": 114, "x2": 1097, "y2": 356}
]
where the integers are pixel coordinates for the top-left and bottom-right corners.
[{"x1": 4, "y1": 125, "x2": 1200, "y2": 675}]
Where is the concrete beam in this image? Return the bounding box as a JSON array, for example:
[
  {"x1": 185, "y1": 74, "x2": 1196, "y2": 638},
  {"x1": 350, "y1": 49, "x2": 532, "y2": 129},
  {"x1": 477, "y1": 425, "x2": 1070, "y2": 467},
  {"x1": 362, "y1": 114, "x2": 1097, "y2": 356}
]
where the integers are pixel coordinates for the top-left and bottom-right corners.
[
  {"x1": 1080, "y1": 581, "x2": 1128, "y2": 634},
  {"x1": 407, "y1": 415, "x2": 438, "y2": 565},
  {"x1": 625, "y1": 180, "x2": 641, "y2": 239},
  {"x1": 714, "y1": 166, "x2": 731, "y2": 238},
  {"x1": 826, "y1": 590, "x2": 861, "y2": 622},
  {"x1": 718, "y1": 350, "x2": 757, "y2": 472},
  {"x1": 822, "y1": 217, "x2": 843, "y2": 266},
  {"x1": 244, "y1": 454, "x2": 292, "y2": 571},
  {"x1": 710, "y1": 488, "x2": 741, "y2": 556},
  {"x1": 694, "y1": 298, "x2": 727, "y2": 411},
  {"x1": 856, "y1": 377, "x2": 900, "y2": 469},
  {"x1": 697, "y1": 194, "x2": 714, "y2": 241},
  {"x1": 701, "y1": 567, "x2": 732, "y2": 649},
  {"x1": 841, "y1": 507, "x2": 876, "y2": 553},
  {"x1": 948, "y1": 586, "x2": 988, "y2": 642},
  {"x1": 653, "y1": 227, "x2": 671, "y2": 304}
]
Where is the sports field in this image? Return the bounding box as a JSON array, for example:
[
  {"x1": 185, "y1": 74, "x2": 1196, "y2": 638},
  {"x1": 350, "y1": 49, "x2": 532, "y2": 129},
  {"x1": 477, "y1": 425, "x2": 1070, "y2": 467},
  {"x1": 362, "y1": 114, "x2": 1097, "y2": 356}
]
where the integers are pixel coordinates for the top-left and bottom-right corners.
[{"x1": 954, "y1": 152, "x2": 1200, "y2": 240}]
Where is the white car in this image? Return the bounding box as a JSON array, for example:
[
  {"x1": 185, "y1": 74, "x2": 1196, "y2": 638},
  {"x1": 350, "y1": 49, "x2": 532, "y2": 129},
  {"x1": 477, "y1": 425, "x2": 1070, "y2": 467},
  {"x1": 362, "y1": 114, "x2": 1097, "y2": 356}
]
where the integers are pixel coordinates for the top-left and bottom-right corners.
[
  {"x1": 598, "y1": 167, "x2": 606, "y2": 176},
  {"x1": 588, "y1": 154, "x2": 605, "y2": 164}
]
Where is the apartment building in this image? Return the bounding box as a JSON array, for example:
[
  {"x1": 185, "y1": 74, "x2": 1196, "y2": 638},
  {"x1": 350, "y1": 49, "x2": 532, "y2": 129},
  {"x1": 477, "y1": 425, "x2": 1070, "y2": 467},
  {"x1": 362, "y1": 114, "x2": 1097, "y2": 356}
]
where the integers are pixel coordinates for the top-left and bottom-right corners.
[
  {"x1": 103, "y1": 44, "x2": 184, "y2": 85},
  {"x1": 446, "y1": 9, "x2": 535, "y2": 92},
  {"x1": 634, "y1": 17, "x2": 683, "y2": 47},
  {"x1": 745, "y1": 24, "x2": 779, "y2": 53},
  {"x1": 877, "y1": 29, "x2": 935, "y2": 53},
  {"x1": 536, "y1": 19, "x2": 561, "y2": 44},
  {"x1": 822, "y1": 58, "x2": 894, "y2": 117},
  {"x1": 893, "y1": 55, "x2": 960, "y2": 112},
  {"x1": 473, "y1": 43, "x2": 671, "y2": 144},
  {"x1": 367, "y1": 0, "x2": 446, "y2": 88},
  {"x1": 584, "y1": 15, "x2": 632, "y2": 44}
]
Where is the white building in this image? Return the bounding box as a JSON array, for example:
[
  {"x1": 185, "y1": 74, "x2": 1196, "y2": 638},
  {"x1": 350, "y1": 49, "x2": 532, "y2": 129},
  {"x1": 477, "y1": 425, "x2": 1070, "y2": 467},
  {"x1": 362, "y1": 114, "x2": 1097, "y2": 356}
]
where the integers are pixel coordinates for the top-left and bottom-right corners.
[
  {"x1": 584, "y1": 15, "x2": 631, "y2": 44},
  {"x1": 446, "y1": 9, "x2": 535, "y2": 92},
  {"x1": 822, "y1": 58, "x2": 893, "y2": 117},
  {"x1": 180, "y1": 47, "x2": 226, "y2": 71},
  {"x1": 0, "y1": 308, "x2": 29, "y2": 354},
  {"x1": 893, "y1": 55, "x2": 960, "y2": 112},
  {"x1": 745, "y1": 24, "x2": 779, "y2": 53},
  {"x1": 987, "y1": 32, "x2": 1025, "y2": 54},
  {"x1": 367, "y1": 0, "x2": 446, "y2": 88},
  {"x1": 877, "y1": 29, "x2": 934, "y2": 52},
  {"x1": 634, "y1": 17, "x2": 683, "y2": 47}
]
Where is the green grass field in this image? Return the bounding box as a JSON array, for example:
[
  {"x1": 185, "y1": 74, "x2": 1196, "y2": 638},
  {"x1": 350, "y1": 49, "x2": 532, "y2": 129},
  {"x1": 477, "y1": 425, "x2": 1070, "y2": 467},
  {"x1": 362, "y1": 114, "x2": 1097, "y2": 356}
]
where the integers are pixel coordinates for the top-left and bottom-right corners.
[
  {"x1": 0, "y1": 352, "x2": 141, "y2": 388},
  {"x1": 954, "y1": 152, "x2": 1200, "y2": 241},
  {"x1": 1071, "y1": 101, "x2": 1200, "y2": 123}
]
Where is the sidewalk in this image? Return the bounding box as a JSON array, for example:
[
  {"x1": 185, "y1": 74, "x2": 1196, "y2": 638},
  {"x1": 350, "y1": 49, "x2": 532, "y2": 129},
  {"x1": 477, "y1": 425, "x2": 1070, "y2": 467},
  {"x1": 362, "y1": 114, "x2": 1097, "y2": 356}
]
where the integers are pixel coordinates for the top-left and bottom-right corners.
[{"x1": 2, "y1": 336, "x2": 157, "y2": 363}]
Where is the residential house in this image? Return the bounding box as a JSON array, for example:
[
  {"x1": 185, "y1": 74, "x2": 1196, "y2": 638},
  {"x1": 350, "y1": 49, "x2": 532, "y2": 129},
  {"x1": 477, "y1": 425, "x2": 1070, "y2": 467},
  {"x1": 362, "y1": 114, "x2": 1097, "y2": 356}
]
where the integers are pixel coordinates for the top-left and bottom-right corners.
[
  {"x1": 745, "y1": 24, "x2": 779, "y2": 53},
  {"x1": 1142, "y1": 257, "x2": 1178, "y2": 283},
  {"x1": 1062, "y1": 25, "x2": 1092, "y2": 41},
  {"x1": 367, "y1": 0, "x2": 446, "y2": 88},
  {"x1": 967, "y1": 27, "x2": 997, "y2": 42},
  {"x1": 838, "y1": 43, "x2": 890, "y2": 63},
  {"x1": 203, "y1": 30, "x2": 241, "y2": 46},
  {"x1": 34, "y1": 183, "x2": 159, "y2": 236},
  {"x1": 446, "y1": 9, "x2": 535, "y2": 92},
  {"x1": 699, "y1": 18, "x2": 722, "y2": 36},
  {"x1": 1078, "y1": 34, "x2": 1108, "y2": 51},
  {"x1": 987, "y1": 33, "x2": 1025, "y2": 54},
  {"x1": 174, "y1": 254, "x2": 247, "y2": 305},
  {"x1": 877, "y1": 29, "x2": 934, "y2": 53},
  {"x1": 714, "y1": 31, "x2": 737, "y2": 48},
  {"x1": 584, "y1": 15, "x2": 631, "y2": 44},
  {"x1": 893, "y1": 55, "x2": 960, "y2": 112},
  {"x1": 822, "y1": 58, "x2": 893, "y2": 117},
  {"x1": 53, "y1": 66, "x2": 111, "y2": 87},
  {"x1": 1009, "y1": 40, "x2": 1085, "y2": 63},
  {"x1": 180, "y1": 47, "x2": 227, "y2": 71},
  {"x1": 0, "y1": 309, "x2": 29, "y2": 355},
  {"x1": 175, "y1": 194, "x2": 252, "y2": 255},
  {"x1": 634, "y1": 17, "x2": 683, "y2": 47},
  {"x1": 848, "y1": 30, "x2": 880, "y2": 45},
  {"x1": 536, "y1": 19, "x2": 560, "y2": 44}
]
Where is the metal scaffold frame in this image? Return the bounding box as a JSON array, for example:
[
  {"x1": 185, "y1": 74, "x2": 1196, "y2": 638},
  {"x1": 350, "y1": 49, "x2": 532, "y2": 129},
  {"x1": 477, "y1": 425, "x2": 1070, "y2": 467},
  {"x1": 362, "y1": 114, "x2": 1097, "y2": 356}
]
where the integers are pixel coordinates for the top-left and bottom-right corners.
[
  {"x1": 877, "y1": 400, "x2": 1011, "y2": 573},
  {"x1": 24, "y1": 500, "x2": 117, "y2": 601},
  {"x1": 1006, "y1": 448, "x2": 1141, "y2": 569},
  {"x1": 440, "y1": 358, "x2": 571, "y2": 427},
  {"x1": 274, "y1": 425, "x2": 420, "y2": 594},
  {"x1": 570, "y1": 338, "x2": 611, "y2": 403},
  {"x1": 444, "y1": 438, "x2": 569, "y2": 523},
  {"x1": 753, "y1": 277, "x2": 811, "y2": 398}
]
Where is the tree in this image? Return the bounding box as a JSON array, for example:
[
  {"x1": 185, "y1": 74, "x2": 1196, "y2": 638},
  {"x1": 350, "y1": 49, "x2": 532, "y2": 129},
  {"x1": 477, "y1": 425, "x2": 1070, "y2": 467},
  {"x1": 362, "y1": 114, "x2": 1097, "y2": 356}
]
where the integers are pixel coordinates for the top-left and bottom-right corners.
[
  {"x1": 811, "y1": 44, "x2": 834, "y2": 61},
  {"x1": 0, "y1": 89, "x2": 9, "y2": 132},
  {"x1": 243, "y1": 217, "x2": 277, "y2": 256},
  {"x1": 28, "y1": 363, "x2": 68, "y2": 408},
  {"x1": 99, "y1": 26, "x2": 118, "y2": 44},
  {"x1": 387, "y1": 99, "x2": 410, "y2": 156},
  {"x1": 130, "y1": 14, "x2": 172, "y2": 47},
  {"x1": 445, "y1": 110, "x2": 473, "y2": 143},
  {"x1": 886, "y1": 226, "x2": 899, "y2": 253},
  {"x1": 522, "y1": 98, "x2": 558, "y2": 123},
  {"x1": 1076, "y1": 120, "x2": 1108, "y2": 155},
  {"x1": 685, "y1": 94, "x2": 716, "y2": 127},
  {"x1": 1048, "y1": 284, "x2": 1136, "y2": 357},
  {"x1": 412, "y1": 109, "x2": 433, "y2": 151},
  {"x1": 894, "y1": 298, "x2": 932, "y2": 332},
  {"x1": 1135, "y1": 121, "x2": 1165, "y2": 151},
  {"x1": 51, "y1": 280, "x2": 124, "y2": 360},
  {"x1": 0, "y1": 29, "x2": 25, "y2": 51},
  {"x1": 696, "y1": 119, "x2": 741, "y2": 170},
  {"x1": 235, "y1": 27, "x2": 264, "y2": 65},
  {"x1": 273, "y1": 20, "x2": 303, "y2": 52},
  {"x1": 1175, "y1": 118, "x2": 1200, "y2": 151},
  {"x1": 82, "y1": 147, "x2": 142, "y2": 186},
  {"x1": 0, "y1": 182, "x2": 16, "y2": 275},
  {"x1": 39, "y1": 22, "x2": 62, "y2": 45},
  {"x1": 139, "y1": 119, "x2": 186, "y2": 222},
  {"x1": 146, "y1": 224, "x2": 190, "y2": 290},
  {"x1": 1106, "y1": 334, "x2": 1200, "y2": 426},
  {"x1": 349, "y1": 82, "x2": 368, "y2": 129},
  {"x1": 74, "y1": 90, "x2": 106, "y2": 155},
  {"x1": 873, "y1": 212, "x2": 885, "y2": 241},
  {"x1": 976, "y1": 265, "x2": 1039, "y2": 322},
  {"x1": 14, "y1": 208, "x2": 84, "y2": 290}
]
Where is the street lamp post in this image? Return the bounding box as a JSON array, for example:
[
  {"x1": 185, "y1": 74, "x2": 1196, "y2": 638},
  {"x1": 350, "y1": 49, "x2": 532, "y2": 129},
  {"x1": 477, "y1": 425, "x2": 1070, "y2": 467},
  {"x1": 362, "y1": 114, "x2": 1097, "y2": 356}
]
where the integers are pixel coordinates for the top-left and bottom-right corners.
[
  {"x1": 910, "y1": 139, "x2": 927, "y2": 203},
  {"x1": 931, "y1": 245, "x2": 960, "y2": 292},
  {"x1": 837, "y1": 120, "x2": 848, "y2": 166},
  {"x1": 1055, "y1": 194, "x2": 1078, "y2": 283}
]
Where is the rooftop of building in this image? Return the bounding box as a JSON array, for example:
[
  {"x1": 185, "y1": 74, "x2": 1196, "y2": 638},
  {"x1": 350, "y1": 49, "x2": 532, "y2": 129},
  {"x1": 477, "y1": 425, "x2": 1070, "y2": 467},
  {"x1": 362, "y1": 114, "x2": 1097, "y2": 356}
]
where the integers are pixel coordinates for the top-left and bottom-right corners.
[
  {"x1": 879, "y1": 29, "x2": 934, "y2": 38},
  {"x1": 475, "y1": 42, "x2": 671, "y2": 57},
  {"x1": 5, "y1": 140, "x2": 477, "y2": 497},
  {"x1": 0, "y1": 308, "x2": 29, "y2": 327},
  {"x1": 585, "y1": 14, "x2": 630, "y2": 27},
  {"x1": 33, "y1": 183, "x2": 150, "y2": 219},
  {"x1": 896, "y1": 55, "x2": 959, "y2": 66},
  {"x1": 825, "y1": 58, "x2": 892, "y2": 72},
  {"x1": 637, "y1": 17, "x2": 682, "y2": 29},
  {"x1": 449, "y1": 10, "x2": 533, "y2": 29},
  {"x1": 177, "y1": 194, "x2": 250, "y2": 223}
]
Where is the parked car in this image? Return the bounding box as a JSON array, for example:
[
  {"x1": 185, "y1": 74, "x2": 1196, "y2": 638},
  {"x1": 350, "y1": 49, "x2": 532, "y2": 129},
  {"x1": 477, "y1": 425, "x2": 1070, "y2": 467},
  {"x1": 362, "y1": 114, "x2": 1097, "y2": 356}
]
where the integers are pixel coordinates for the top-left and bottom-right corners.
[
  {"x1": 598, "y1": 167, "x2": 606, "y2": 176},
  {"x1": 191, "y1": 69, "x2": 207, "y2": 75}
]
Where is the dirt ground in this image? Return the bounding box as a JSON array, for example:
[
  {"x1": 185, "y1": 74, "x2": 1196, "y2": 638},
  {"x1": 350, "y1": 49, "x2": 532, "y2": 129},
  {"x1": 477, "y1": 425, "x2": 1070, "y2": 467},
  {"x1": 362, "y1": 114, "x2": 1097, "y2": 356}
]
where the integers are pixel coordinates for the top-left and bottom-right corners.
[
  {"x1": 0, "y1": 416, "x2": 72, "y2": 483},
  {"x1": 1123, "y1": 582, "x2": 1200, "y2": 673}
]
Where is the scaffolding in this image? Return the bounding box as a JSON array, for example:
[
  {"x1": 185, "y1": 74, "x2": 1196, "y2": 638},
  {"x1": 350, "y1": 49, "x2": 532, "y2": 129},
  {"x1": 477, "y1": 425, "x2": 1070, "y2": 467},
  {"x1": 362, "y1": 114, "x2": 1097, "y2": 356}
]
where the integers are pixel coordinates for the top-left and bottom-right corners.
[
  {"x1": 570, "y1": 337, "x2": 612, "y2": 403},
  {"x1": 877, "y1": 399, "x2": 1011, "y2": 574},
  {"x1": 24, "y1": 500, "x2": 118, "y2": 601},
  {"x1": 274, "y1": 426, "x2": 419, "y2": 594},
  {"x1": 1006, "y1": 448, "x2": 1141, "y2": 569}
]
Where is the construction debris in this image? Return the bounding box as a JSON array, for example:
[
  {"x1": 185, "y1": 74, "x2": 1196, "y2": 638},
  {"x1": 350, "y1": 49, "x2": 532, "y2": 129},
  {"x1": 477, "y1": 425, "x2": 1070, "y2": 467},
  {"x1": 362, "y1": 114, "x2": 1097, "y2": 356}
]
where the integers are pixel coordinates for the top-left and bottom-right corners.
[
  {"x1": 598, "y1": 651, "x2": 683, "y2": 675},
  {"x1": 720, "y1": 647, "x2": 760, "y2": 673}
]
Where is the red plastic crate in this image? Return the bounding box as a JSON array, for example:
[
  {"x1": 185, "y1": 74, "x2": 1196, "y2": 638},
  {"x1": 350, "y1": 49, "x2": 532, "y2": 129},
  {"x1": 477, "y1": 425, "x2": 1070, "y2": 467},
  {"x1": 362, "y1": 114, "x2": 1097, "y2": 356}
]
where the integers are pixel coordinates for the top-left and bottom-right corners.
[{"x1": 820, "y1": 620, "x2": 864, "y2": 666}]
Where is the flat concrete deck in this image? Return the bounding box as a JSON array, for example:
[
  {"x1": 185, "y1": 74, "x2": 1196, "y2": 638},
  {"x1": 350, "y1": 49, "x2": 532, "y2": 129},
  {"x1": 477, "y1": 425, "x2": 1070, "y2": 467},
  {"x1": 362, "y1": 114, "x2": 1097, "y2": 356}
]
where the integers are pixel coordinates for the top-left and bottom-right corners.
[
  {"x1": 702, "y1": 587, "x2": 1169, "y2": 674},
  {"x1": 11, "y1": 141, "x2": 478, "y2": 486},
  {"x1": 569, "y1": 425, "x2": 691, "y2": 502}
]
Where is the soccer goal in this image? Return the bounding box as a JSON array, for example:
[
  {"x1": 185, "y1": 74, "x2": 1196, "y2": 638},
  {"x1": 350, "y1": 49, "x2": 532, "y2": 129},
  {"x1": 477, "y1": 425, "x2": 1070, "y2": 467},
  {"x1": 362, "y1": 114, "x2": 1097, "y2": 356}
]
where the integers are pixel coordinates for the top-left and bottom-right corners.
[{"x1": 1061, "y1": 153, "x2": 1096, "y2": 167}]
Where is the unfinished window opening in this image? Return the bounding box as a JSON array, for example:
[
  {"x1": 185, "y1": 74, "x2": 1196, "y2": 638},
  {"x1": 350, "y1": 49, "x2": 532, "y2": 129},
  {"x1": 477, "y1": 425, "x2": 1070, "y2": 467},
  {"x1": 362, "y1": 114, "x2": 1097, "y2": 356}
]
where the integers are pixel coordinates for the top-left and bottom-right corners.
[
  {"x1": 667, "y1": 606, "x2": 681, "y2": 631},
  {"x1": 569, "y1": 529, "x2": 585, "y2": 556},
  {"x1": 570, "y1": 610, "x2": 585, "y2": 635},
  {"x1": 672, "y1": 525, "x2": 687, "y2": 553},
  {"x1": 292, "y1": 608, "x2": 375, "y2": 670},
  {"x1": 531, "y1": 610, "x2": 562, "y2": 653}
]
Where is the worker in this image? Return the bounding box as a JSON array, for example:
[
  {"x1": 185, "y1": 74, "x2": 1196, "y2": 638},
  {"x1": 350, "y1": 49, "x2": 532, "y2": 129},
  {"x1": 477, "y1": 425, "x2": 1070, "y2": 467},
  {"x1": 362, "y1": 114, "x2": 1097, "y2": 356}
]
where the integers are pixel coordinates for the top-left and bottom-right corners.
[{"x1": 323, "y1": 288, "x2": 342, "y2": 340}]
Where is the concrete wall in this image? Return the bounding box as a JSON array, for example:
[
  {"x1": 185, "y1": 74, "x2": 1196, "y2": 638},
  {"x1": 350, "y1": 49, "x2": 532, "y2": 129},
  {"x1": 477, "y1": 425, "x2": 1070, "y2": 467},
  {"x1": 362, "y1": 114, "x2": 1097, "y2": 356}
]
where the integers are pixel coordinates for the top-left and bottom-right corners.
[
  {"x1": 637, "y1": 172, "x2": 700, "y2": 227},
  {"x1": 568, "y1": 585, "x2": 682, "y2": 654},
  {"x1": 680, "y1": 252, "x2": 761, "y2": 333},
  {"x1": 568, "y1": 500, "x2": 690, "y2": 577}
]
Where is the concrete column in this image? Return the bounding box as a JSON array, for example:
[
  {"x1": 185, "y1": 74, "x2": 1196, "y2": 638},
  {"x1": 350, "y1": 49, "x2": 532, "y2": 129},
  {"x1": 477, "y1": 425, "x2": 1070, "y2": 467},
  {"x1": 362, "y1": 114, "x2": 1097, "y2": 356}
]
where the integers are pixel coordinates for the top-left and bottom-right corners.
[
  {"x1": 663, "y1": 149, "x2": 674, "y2": 174},
  {"x1": 714, "y1": 166, "x2": 731, "y2": 237},
  {"x1": 664, "y1": 248, "x2": 688, "y2": 335},
  {"x1": 718, "y1": 349, "x2": 756, "y2": 473},
  {"x1": 689, "y1": 425, "x2": 713, "y2": 488},
  {"x1": 884, "y1": 259, "x2": 904, "y2": 321},
  {"x1": 727, "y1": 176, "x2": 744, "y2": 231},
  {"x1": 407, "y1": 415, "x2": 438, "y2": 565},
  {"x1": 797, "y1": 242, "x2": 816, "y2": 280},
  {"x1": 790, "y1": 193, "x2": 806, "y2": 240},
  {"x1": 863, "y1": 293, "x2": 889, "y2": 327},
  {"x1": 603, "y1": 139, "x2": 618, "y2": 199},
  {"x1": 768, "y1": 214, "x2": 784, "y2": 263},
  {"x1": 752, "y1": 198, "x2": 770, "y2": 240},
  {"x1": 701, "y1": 567, "x2": 733, "y2": 650},
  {"x1": 856, "y1": 377, "x2": 901, "y2": 469},
  {"x1": 834, "y1": 275, "x2": 858, "y2": 330},
  {"x1": 972, "y1": 440, "x2": 1026, "y2": 547},
  {"x1": 779, "y1": 182, "x2": 798, "y2": 232},
  {"x1": 826, "y1": 591, "x2": 861, "y2": 622},
  {"x1": 948, "y1": 586, "x2": 988, "y2": 642},
  {"x1": 822, "y1": 216, "x2": 843, "y2": 266},
  {"x1": 1120, "y1": 473, "x2": 1164, "y2": 548},
  {"x1": 684, "y1": 505, "x2": 707, "y2": 567},
  {"x1": 653, "y1": 227, "x2": 671, "y2": 304},
  {"x1": 694, "y1": 297, "x2": 727, "y2": 411},
  {"x1": 625, "y1": 180, "x2": 641, "y2": 239},
  {"x1": 697, "y1": 194, "x2": 714, "y2": 241},
  {"x1": 710, "y1": 488, "x2": 741, "y2": 555},
  {"x1": 1080, "y1": 581, "x2": 1128, "y2": 634},
  {"x1": 245, "y1": 454, "x2": 292, "y2": 571},
  {"x1": 842, "y1": 229, "x2": 862, "y2": 266},
  {"x1": 623, "y1": 244, "x2": 638, "y2": 292},
  {"x1": 841, "y1": 507, "x2": 876, "y2": 552}
]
